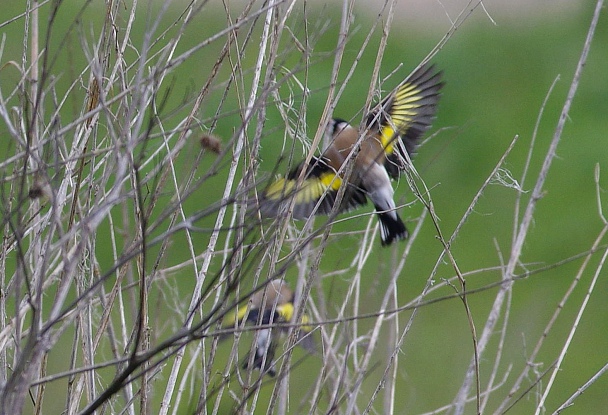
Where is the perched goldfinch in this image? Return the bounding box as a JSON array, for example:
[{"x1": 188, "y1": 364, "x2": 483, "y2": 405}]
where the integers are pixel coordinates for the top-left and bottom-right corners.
[
  {"x1": 221, "y1": 279, "x2": 315, "y2": 377},
  {"x1": 256, "y1": 63, "x2": 443, "y2": 245}
]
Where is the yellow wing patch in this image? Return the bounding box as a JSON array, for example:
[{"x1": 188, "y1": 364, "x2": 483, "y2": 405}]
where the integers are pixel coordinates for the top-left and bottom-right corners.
[
  {"x1": 265, "y1": 178, "x2": 296, "y2": 201},
  {"x1": 380, "y1": 83, "x2": 423, "y2": 155},
  {"x1": 265, "y1": 172, "x2": 342, "y2": 205},
  {"x1": 222, "y1": 304, "x2": 250, "y2": 328},
  {"x1": 277, "y1": 303, "x2": 294, "y2": 322},
  {"x1": 319, "y1": 172, "x2": 342, "y2": 191},
  {"x1": 277, "y1": 303, "x2": 314, "y2": 333},
  {"x1": 380, "y1": 125, "x2": 396, "y2": 154},
  {"x1": 299, "y1": 313, "x2": 313, "y2": 333}
]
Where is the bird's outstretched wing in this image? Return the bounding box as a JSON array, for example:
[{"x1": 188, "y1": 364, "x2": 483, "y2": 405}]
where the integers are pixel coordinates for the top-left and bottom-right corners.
[
  {"x1": 366, "y1": 63, "x2": 444, "y2": 179},
  {"x1": 257, "y1": 156, "x2": 367, "y2": 219}
]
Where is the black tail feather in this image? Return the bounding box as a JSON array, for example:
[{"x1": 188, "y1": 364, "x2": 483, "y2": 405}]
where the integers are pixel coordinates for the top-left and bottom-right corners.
[{"x1": 377, "y1": 211, "x2": 408, "y2": 246}]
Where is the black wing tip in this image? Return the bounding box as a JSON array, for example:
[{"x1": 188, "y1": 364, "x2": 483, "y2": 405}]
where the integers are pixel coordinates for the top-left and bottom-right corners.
[
  {"x1": 405, "y1": 62, "x2": 445, "y2": 98},
  {"x1": 409, "y1": 62, "x2": 444, "y2": 81}
]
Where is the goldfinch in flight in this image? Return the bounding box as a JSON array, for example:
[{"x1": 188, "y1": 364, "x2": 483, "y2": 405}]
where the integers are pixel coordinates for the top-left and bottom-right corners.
[
  {"x1": 255, "y1": 63, "x2": 443, "y2": 245},
  {"x1": 221, "y1": 279, "x2": 315, "y2": 377}
]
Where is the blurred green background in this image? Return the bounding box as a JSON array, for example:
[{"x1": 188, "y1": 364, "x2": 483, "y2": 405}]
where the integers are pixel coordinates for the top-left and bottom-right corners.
[{"x1": 1, "y1": 0, "x2": 607, "y2": 414}]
